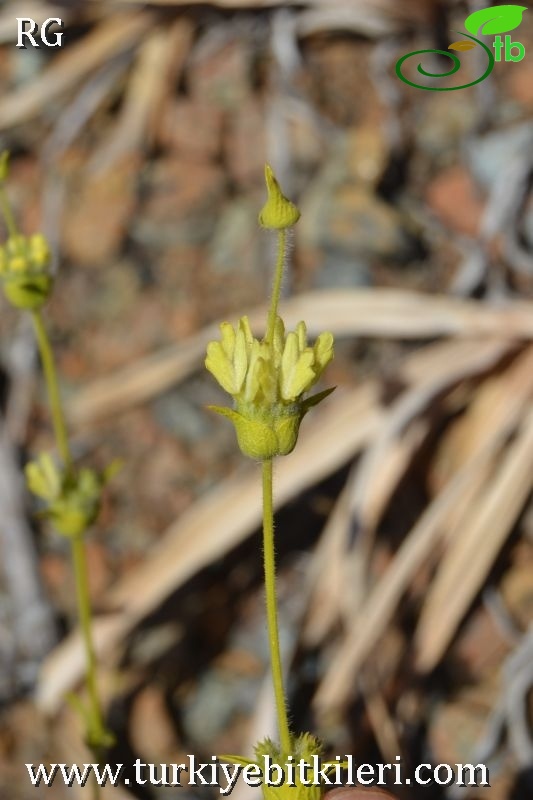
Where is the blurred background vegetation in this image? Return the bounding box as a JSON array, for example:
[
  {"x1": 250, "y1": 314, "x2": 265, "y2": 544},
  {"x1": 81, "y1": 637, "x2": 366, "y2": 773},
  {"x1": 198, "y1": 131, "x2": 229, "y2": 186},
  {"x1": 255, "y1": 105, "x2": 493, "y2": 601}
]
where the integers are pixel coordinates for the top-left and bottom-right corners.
[{"x1": 0, "y1": 1, "x2": 533, "y2": 798}]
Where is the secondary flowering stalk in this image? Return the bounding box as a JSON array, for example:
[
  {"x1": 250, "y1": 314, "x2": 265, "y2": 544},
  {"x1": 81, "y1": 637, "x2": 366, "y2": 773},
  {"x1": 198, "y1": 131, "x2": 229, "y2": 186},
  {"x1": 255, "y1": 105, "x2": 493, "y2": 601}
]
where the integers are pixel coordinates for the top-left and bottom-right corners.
[
  {"x1": 206, "y1": 164, "x2": 335, "y2": 797},
  {"x1": 0, "y1": 153, "x2": 115, "y2": 782}
]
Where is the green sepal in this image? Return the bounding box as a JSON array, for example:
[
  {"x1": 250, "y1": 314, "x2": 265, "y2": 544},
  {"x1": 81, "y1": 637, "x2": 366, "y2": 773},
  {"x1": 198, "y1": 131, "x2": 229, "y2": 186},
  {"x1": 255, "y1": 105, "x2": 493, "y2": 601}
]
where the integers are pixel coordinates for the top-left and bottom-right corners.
[
  {"x1": 3, "y1": 273, "x2": 53, "y2": 310},
  {"x1": 208, "y1": 405, "x2": 279, "y2": 460}
]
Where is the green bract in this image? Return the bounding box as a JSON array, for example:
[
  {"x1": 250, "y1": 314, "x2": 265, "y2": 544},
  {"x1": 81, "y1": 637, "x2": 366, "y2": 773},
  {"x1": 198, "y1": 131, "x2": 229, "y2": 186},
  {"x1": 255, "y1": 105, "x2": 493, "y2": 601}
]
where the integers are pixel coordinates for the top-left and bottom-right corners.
[{"x1": 205, "y1": 315, "x2": 334, "y2": 459}]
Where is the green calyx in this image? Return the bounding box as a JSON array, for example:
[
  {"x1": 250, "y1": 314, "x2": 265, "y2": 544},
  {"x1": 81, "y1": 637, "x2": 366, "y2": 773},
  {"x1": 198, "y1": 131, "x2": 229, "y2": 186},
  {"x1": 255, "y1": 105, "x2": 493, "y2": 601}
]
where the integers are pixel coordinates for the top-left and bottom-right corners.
[
  {"x1": 0, "y1": 233, "x2": 53, "y2": 309},
  {"x1": 25, "y1": 453, "x2": 120, "y2": 538}
]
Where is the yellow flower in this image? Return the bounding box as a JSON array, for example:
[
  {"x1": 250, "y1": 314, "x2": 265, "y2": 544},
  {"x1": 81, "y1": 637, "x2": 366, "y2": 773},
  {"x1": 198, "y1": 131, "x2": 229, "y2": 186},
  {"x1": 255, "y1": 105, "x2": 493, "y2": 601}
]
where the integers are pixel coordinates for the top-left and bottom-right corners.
[
  {"x1": 25, "y1": 455, "x2": 120, "y2": 538},
  {"x1": 205, "y1": 315, "x2": 334, "y2": 459},
  {"x1": 254, "y1": 733, "x2": 324, "y2": 800},
  {"x1": 0, "y1": 232, "x2": 53, "y2": 309}
]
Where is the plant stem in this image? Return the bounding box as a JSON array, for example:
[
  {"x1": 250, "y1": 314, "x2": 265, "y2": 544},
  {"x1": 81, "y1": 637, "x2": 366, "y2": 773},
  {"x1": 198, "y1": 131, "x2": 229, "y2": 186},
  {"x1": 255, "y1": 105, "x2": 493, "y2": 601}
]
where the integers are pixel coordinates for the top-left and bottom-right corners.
[
  {"x1": 30, "y1": 310, "x2": 72, "y2": 472},
  {"x1": 31, "y1": 309, "x2": 106, "y2": 773},
  {"x1": 265, "y1": 229, "x2": 286, "y2": 343},
  {"x1": 0, "y1": 184, "x2": 19, "y2": 239},
  {"x1": 262, "y1": 458, "x2": 292, "y2": 755},
  {"x1": 71, "y1": 533, "x2": 106, "y2": 750}
]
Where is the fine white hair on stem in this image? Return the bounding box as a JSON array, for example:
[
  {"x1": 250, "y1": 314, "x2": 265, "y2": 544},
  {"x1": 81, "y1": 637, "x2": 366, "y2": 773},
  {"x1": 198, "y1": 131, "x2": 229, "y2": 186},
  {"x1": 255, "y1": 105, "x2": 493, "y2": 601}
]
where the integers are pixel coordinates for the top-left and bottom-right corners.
[{"x1": 267, "y1": 226, "x2": 294, "y2": 305}]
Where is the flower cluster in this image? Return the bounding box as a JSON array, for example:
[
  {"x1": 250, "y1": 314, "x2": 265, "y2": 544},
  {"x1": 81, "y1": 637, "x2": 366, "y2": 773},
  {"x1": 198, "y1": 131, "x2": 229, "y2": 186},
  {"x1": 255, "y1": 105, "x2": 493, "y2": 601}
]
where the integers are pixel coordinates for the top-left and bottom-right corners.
[
  {"x1": 254, "y1": 734, "x2": 324, "y2": 800},
  {"x1": 205, "y1": 315, "x2": 334, "y2": 459},
  {"x1": 26, "y1": 453, "x2": 119, "y2": 538},
  {"x1": 0, "y1": 232, "x2": 53, "y2": 309}
]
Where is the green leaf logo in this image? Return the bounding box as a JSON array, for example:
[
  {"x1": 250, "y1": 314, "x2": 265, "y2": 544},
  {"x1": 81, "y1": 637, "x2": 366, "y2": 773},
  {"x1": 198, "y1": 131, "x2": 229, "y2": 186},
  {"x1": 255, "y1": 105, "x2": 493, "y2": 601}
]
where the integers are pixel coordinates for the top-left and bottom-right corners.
[{"x1": 465, "y1": 4, "x2": 527, "y2": 36}]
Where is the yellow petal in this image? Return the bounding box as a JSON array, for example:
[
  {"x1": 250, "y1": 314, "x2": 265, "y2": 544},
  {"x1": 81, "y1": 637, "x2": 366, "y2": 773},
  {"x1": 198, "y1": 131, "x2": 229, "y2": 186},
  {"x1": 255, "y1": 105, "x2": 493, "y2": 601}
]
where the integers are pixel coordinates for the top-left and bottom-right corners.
[
  {"x1": 233, "y1": 325, "x2": 248, "y2": 393},
  {"x1": 219, "y1": 322, "x2": 236, "y2": 359},
  {"x1": 281, "y1": 334, "x2": 315, "y2": 400},
  {"x1": 296, "y1": 321, "x2": 307, "y2": 353},
  {"x1": 271, "y1": 316, "x2": 285, "y2": 363},
  {"x1": 256, "y1": 357, "x2": 277, "y2": 404},
  {"x1": 205, "y1": 341, "x2": 237, "y2": 394},
  {"x1": 314, "y1": 331, "x2": 334, "y2": 372},
  {"x1": 238, "y1": 316, "x2": 254, "y2": 352},
  {"x1": 243, "y1": 340, "x2": 263, "y2": 403}
]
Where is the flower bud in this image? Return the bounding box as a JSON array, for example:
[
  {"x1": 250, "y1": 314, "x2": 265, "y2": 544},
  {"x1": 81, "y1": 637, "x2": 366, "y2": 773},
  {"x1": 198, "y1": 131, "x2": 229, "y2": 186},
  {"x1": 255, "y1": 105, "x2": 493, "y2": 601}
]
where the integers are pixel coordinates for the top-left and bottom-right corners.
[
  {"x1": 25, "y1": 456, "x2": 119, "y2": 538},
  {"x1": 0, "y1": 232, "x2": 53, "y2": 309},
  {"x1": 259, "y1": 164, "x2": 301, "y2": 229}
]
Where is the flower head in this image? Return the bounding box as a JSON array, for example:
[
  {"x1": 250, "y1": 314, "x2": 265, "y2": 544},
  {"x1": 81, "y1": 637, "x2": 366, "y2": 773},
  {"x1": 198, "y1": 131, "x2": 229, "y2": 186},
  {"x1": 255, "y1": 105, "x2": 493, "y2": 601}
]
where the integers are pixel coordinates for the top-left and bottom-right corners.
[
  {"x1": 0, "y1": 232, "x2": 53, "y2": 309},
  {"x1": 254, "y1": 733, "x2": 324, "y2": 800},
  {"x1": 205, "y1": 315, "x2": 334, "y2": 459},
  {"x1": 25, "y1": 453, "x2": 120, "y2": 537}
]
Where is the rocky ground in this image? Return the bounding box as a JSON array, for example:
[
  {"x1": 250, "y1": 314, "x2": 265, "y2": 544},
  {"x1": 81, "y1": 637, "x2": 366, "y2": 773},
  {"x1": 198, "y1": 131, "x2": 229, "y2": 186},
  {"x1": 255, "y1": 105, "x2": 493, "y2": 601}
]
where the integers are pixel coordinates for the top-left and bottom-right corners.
[{"x1": 0, "y1": 2, "x2": 533, "y2": 799}]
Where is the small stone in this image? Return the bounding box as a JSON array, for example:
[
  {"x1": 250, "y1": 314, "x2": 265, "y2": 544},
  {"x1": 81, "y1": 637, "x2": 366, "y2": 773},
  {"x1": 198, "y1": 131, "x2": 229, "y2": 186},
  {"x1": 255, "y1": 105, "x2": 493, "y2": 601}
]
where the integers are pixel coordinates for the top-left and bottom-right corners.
[
  {"x1": 505, "y1": 62, "x2": 533, "y2": 109},
  {"x1": 62, "y1": 156, "x2": 139, "y2": 267},
  {"x1": 299, "y1": 178, "x2": 415, "y2": 267},
  {"x1": 345, "y1": 124, "x2": 388, "y2": 188},
  {"x1": 415, "y1": 92, "x2": 479, "y2": 157},
  {"x1": 223, "y1": 97, "x2": 267, "y2": 188},
  {"x1": 137, "y1": 158, "x2": 226, "y2": 247},
  {"x1": 466, "y1": 122, "x2": 533, "y2": 191},
  {"x1": 426, "y1": 165, "x2": 484, "y2": 236},
  {"x1": 159, "y1": 98, "x2": 223, "y2": 162},
  {"x1": 207, "y1": 198, "x2": 258, "y2": 275},
  {"x1": 188, "y1": 31, "x2": 253, "y2": 110},
  {"x1": 152, "y1": 387, "x2": 208, "y2": 445}
]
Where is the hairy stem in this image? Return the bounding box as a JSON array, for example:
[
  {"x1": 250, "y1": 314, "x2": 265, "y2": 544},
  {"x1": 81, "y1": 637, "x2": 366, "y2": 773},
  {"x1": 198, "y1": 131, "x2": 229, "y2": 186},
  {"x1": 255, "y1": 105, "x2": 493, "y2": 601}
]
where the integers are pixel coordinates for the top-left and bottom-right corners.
[
  {"x1": 262, "y1": 458, "x2": 292, "y2": 754},
  {"x1": 71, "y1": 533, "x2": 106, "y2": 751},
  {"x1": 265, "y1": 229, "x2": 286, "y2": 343},
  {"x1": 31, "y1": 309, "x2": 105, "y2": 775},
  {"x1": 30, "y1": 311, "x2": 72, "y2": 471}
]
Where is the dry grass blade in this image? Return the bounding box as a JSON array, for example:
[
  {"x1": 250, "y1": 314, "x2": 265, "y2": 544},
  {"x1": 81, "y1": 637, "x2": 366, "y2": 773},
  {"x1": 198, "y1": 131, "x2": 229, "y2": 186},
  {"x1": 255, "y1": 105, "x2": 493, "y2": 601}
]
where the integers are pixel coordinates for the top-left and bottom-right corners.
[
  {"x1": 314, "y1": 345, "x2": 533, "y2": 714},
  {"x1": 0, "y1": 11, "x2": 153, "y2": 130},
  {"x1": 68, "y1": 324, "x2": 218, "y2": 427},
  {"x1": 68, "y1": 289, "x2": 533, "y2": 427},
  {"x1": 296, "y1": 0, "x2": 434, "y2": 38},
  {"x1": 37, "y1": 383, "x2": 382, "y2": 712},
  {"x1": 314, "y1": 447, "x2": 495, "y2": 715},
  {"x1": 307, "y1": 338, "x2": 512, "y2": 633},
  {"x1": 303, "y1": 472, "x2": 353, "y2": 646},
  {"x1": 345, "y1": 338, "x2": 510, "y2": 573},
  {"x1": 302, "y1": 338, "x2": 497, "y2": 646},
  {"x1": 415, "y1": 412, "x2": 533, "y2": 673},
  {"x1": 283, "y1": 290, "x2": 533, "y2": 340},
  {"x1": 359, "y1": 667, "x2": 403, "y2": 764},
  {"x1": 92, "y1": 19, "x2": 194, "y2": 170}
]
